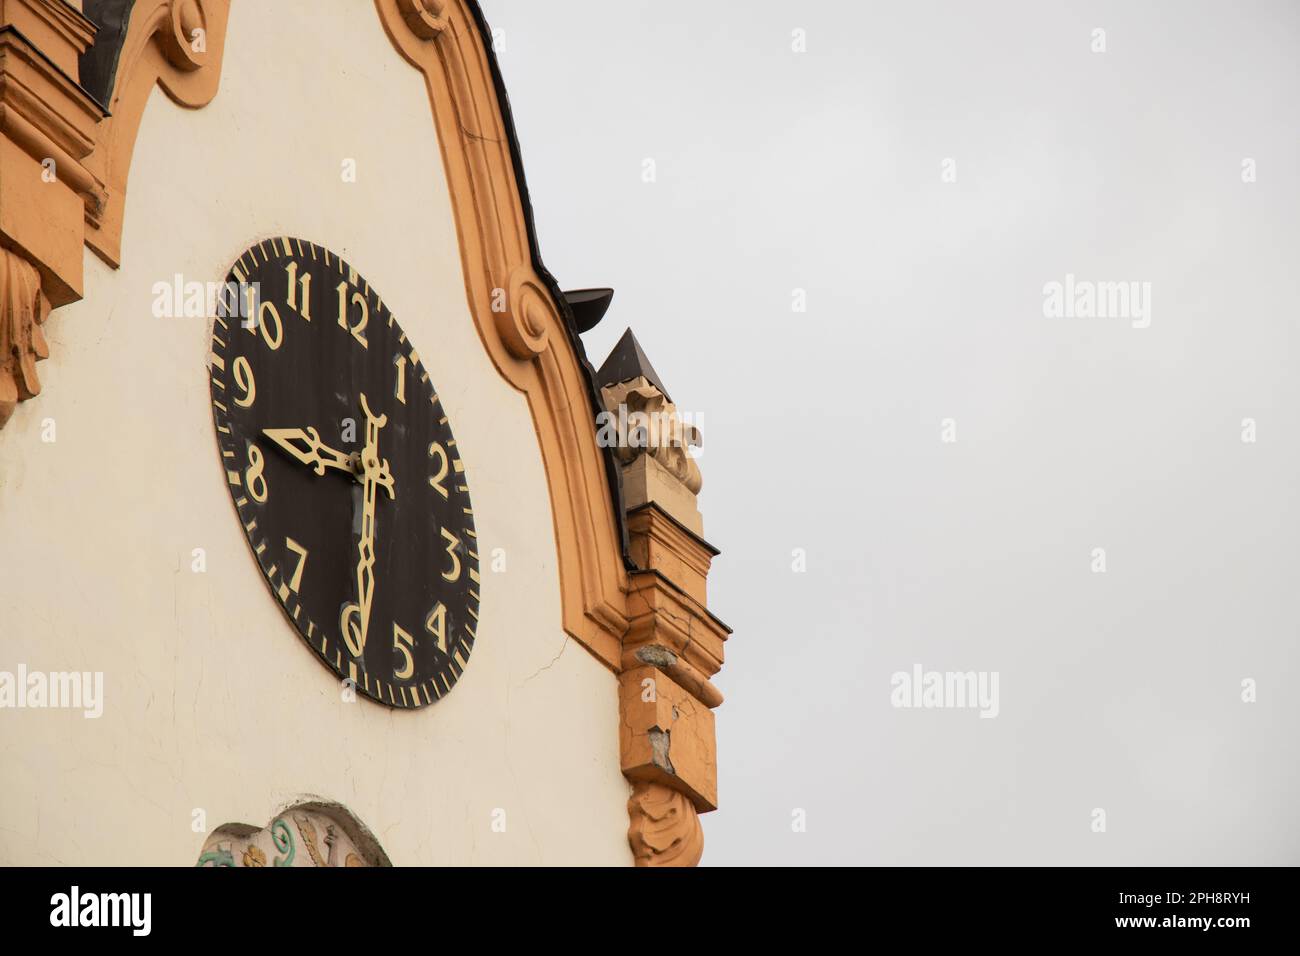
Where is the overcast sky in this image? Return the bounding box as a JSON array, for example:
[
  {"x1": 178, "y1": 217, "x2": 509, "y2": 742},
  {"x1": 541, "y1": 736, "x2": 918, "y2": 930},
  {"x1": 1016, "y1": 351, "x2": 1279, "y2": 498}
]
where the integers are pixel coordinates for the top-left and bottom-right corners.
[{"x1": 479, "y1": 0, "x2": 1300, "y2": 865}]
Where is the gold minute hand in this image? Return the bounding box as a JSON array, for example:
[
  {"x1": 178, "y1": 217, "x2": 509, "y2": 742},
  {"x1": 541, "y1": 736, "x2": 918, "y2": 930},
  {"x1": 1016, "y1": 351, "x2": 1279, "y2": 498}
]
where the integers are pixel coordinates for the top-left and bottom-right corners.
[
  {"x1": 343, "y1": 458, "x2": 382, "y2": 657},
  {"x1": 340, "y1": 393, "x2": 395, "y2": 659},
  {"x1": 263, "y1": 427, "x2": 356, "y2": 478}
]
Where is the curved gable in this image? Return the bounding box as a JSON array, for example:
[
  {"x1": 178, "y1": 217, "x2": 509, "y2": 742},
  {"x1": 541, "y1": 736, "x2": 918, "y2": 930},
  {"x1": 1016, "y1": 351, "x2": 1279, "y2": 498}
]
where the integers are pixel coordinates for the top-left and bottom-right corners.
[{"x1": 0, "y1": 0, "x2": 726, "y2": 867}]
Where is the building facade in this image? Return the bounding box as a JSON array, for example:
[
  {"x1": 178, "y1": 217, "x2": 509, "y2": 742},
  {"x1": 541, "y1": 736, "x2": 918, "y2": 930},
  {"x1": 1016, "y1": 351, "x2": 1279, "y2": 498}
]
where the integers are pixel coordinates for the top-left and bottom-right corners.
[{"x1": 0, "y1": 0, "x2": 729, "y2": 866}]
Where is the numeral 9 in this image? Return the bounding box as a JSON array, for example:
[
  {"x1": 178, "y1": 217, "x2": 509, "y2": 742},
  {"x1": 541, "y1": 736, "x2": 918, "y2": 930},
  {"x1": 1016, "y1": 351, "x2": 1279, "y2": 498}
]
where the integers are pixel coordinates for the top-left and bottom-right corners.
[{"x1": 232, "y1": 356, "x2": 255, "y2": 407}]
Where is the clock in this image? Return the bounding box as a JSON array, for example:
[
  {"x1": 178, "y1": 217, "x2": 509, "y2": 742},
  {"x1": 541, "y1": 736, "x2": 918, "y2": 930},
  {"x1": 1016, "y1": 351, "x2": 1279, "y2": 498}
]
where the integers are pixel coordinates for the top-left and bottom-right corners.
[{"x1": 209, "y1": 237, "x2": 479, "y2": 708}]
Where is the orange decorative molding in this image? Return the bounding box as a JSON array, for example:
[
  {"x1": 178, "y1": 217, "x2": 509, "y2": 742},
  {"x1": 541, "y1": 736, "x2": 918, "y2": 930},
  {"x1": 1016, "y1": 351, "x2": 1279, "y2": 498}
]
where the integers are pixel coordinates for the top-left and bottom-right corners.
[
  {"x1": 596, "y1": 343, "x2": 730, "y2": 864},
  {"x1": 625, "y1": 564, "x2": 728, "y2": 689},
  {"x1": 0, "y1": 246, "x2": 49, "y2": 426},
  {"x1": 0, "y1": 0, "x2": 229, "y2": 429},
  {"x1": 0, "y1": 0, "x2": 103, "y2": 309},
  {"x1": 396, "y1": 0, "x2": 449, "y2": 39},
  {"x1": 375, "y1": 0, "x2": 630, "y2": 670},
  {"x1": 82, "y1": 0, "x2": 231, "y2": 267},
  {"x1": 372, "y1": 4, "x2": 736, "y2": 864},
  {"x1": 616, "y1": 530, "x2": 728, "y2": 866},
  {"x1": 627, "y1": 780, "x2": 704, "y2": 868},
  {"x1": 621, "y1": 664, "x2": 718, "y2": 811}
]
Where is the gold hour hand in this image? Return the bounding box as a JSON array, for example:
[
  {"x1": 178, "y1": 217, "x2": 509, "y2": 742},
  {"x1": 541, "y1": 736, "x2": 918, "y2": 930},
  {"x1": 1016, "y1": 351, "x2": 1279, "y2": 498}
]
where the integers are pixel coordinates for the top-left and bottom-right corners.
[{"x1": 263, "y1": 427, "x2": 355, "y2": 478}]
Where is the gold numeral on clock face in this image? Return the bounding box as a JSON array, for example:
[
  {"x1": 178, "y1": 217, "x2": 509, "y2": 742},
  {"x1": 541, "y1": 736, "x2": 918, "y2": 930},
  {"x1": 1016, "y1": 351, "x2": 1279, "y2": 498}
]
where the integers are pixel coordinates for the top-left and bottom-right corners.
[
  {"x1": 232, "y1": 356, "x2": 256, "y2": 407},
  {"x1": 440, "y1": 528, "x2": 461, "y2": 582},
  {"x1": 392, "y1": 622, "x2": 415, "y2": 679},
  {"x1": 336, "y1": 281, "x2": 369, "y2": 348},
  {"x1": 428, "y1": 442, "x2": 449, "y2": 498},
  {"x1": 245, "y1": 443, "x2": 268, "y2": 503},
  {"x1": 285, "y1": 261, "x2": 311, "y2": 320},
  {"x1": 285, "y1": 536, "x2": 308, "y2": 592},
  {"x1": 394, "y1": 354, "x2": 407, "y2": 404},
  {"x1": 257, "y1": 302, "x2": 283, "y2": 350},
  {"x1": 425, "y1": 602, "x2": 448, "y2": 654}
]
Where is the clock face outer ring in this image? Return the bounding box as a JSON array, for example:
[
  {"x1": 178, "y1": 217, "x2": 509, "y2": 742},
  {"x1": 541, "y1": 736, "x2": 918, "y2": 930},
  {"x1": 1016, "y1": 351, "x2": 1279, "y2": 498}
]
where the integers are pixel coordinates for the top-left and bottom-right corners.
[{"x1": 209, "y1": 237, "x2": 480, "y2": 709}]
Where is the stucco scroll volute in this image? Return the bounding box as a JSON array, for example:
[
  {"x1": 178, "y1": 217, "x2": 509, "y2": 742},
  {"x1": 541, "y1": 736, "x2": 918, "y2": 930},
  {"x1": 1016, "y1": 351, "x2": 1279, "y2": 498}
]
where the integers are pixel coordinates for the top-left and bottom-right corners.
[
  {"x1": 159, "y1": 0, "x2": 215, "y2": 71},
  {"x1": 0, "y1": 249, "x2": 50, "y2": 428},
  {"x1": 500, "y1": 266, "x2": 553, "y2": 360},
  {"x1": 397, "y1": 0, "x2": 451, "y2": 38},
  {"x1": 628, "y1": 781, "x2": 705, "y2": 868}
]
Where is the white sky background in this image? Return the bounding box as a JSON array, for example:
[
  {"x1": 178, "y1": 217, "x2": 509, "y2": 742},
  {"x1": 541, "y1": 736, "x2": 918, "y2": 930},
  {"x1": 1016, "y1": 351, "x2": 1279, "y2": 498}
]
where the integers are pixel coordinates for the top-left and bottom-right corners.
[{"x1": 478, "y1": 0, "x2": 1300, "y2": 864}]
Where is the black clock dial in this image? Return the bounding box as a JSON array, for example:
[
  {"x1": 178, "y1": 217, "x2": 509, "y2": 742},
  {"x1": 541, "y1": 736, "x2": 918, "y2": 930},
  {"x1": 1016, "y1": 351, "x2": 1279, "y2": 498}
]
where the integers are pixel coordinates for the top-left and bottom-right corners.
[{"x1": 209, "y1": 237, "x2": 479, "y2": 708}]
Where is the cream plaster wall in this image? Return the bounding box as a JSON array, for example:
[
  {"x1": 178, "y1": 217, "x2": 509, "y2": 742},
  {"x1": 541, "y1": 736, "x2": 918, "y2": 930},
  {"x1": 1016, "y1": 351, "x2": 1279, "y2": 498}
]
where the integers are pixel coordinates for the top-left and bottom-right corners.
[{"x1": 0, "y1": 0, "x2": 630, "y2": 866}]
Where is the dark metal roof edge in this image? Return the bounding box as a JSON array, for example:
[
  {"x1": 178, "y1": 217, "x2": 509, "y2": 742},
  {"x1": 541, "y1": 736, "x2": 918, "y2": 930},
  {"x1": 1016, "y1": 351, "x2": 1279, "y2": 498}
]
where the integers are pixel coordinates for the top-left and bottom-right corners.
[
  {"x1": 464, "y1": 1, "x2": 634, "y2": 572},
  {"x1": 78, "y1": 0, "x2": 135, "y2": 113}
]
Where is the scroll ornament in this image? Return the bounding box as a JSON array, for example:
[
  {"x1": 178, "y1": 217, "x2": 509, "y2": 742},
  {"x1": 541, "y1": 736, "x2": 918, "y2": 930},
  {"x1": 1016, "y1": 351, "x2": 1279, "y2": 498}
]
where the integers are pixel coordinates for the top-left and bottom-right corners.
[
  {"x1": 397, "y1": 0, "x2": 450, "y2": 39},
  {"x1": 627, "y1": 780, "x2": 704, "y2": 867},
  {"x1": 602, "y1": 378, "x2": 702, "y2": 493},
  {"x1": 0, "y1": 250, "x2": 50, "y2": 429}
]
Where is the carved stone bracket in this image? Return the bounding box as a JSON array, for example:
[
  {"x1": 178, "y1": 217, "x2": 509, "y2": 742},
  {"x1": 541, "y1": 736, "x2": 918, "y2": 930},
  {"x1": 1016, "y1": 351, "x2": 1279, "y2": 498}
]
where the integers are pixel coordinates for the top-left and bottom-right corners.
[
  {"x1": 627, "y1": 780, "x2": 704, "y2": 868},
  {"x1": 621, "y1": 664, "x2": 718, "y2": 812},
  {"x1": 0, "y1": 248, "x2": 50, "y2": 427}
]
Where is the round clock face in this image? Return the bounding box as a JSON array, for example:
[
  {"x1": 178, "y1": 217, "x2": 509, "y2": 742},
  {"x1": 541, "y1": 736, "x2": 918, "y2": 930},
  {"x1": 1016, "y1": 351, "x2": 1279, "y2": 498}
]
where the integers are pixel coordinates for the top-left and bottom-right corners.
[{"x1": 209, "y1": 237, "x2": 479, "y2": 708}]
